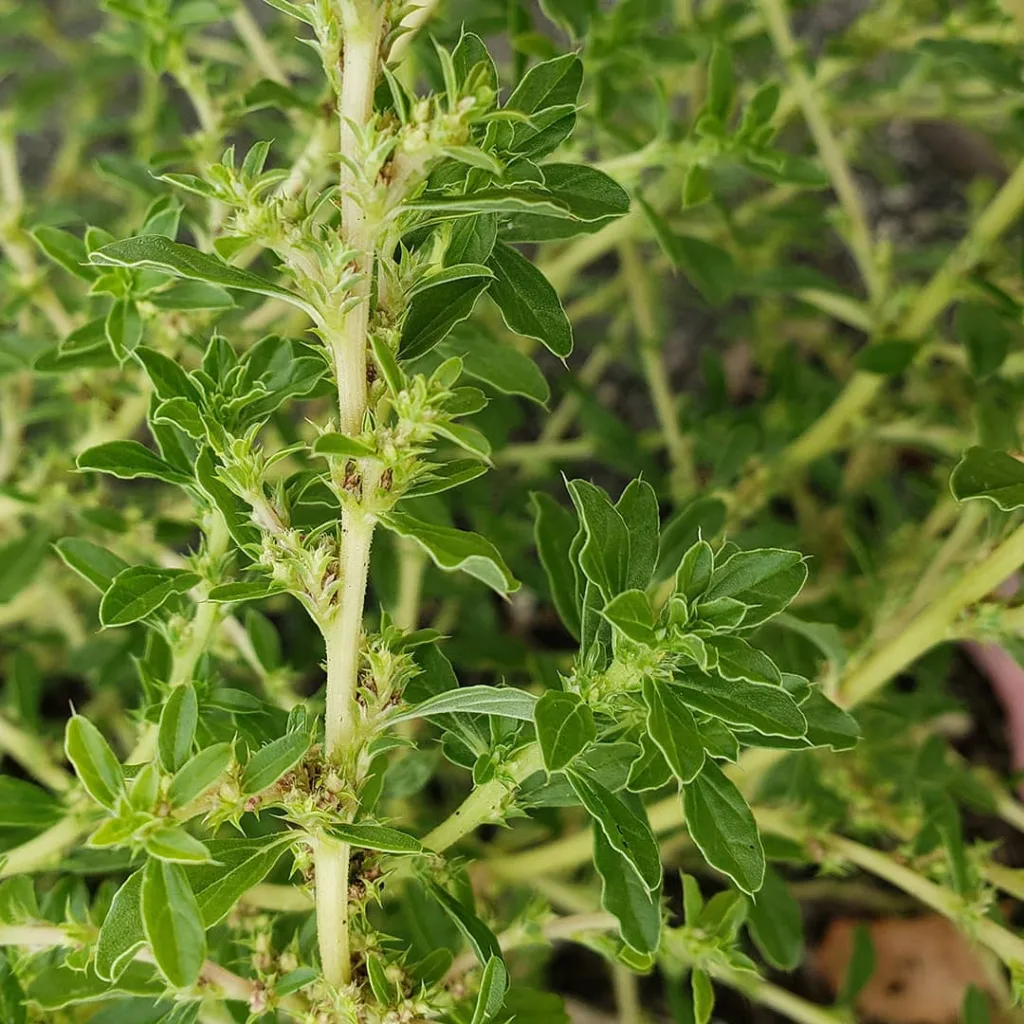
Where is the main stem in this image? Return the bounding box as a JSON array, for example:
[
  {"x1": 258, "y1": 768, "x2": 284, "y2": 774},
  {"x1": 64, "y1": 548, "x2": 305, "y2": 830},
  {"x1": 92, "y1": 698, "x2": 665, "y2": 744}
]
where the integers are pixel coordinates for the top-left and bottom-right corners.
[{"x1": 315, "y1": 3, "x2": 384, "y2": 990}]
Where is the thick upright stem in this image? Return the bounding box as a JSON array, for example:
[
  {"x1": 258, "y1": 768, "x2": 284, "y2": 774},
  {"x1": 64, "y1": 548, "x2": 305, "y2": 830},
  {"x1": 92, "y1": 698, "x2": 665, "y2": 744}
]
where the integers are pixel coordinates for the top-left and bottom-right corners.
[{"x1": 315, "y1": 4, "x2": 384, "y2": 990}]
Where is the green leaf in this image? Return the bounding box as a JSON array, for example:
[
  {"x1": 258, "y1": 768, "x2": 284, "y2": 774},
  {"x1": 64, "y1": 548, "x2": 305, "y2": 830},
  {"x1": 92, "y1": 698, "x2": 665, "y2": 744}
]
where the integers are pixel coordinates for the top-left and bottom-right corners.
[
  {"x1": 746, "y1": 866, "x2": 803, "y2": 969},
  {"x1": 626, "y1": 734, "x2": 673, "y2": 793},
  {"x1": 390, "y1": 685, "x2": 537, "y2": 725},
  {"x1": 707, "y1": 635, "x2": 782, "y2": 685},
  {"x1": 593, "y1": 826, "x2": 662, "y2": 954},
  {"x1": 77, "y1": 440, "x2": 192, "y2": 485},
  {"x1": 0, "y1": 778, "x2": 61, "y2": 830},
  {"x1": 705, "y1": 548, "x2": 807, "y2": 628},
  {"x1": 141, "y1": 859, "x2": 206, "y2": 987},
  {"x1": 54, "y1": 538, "x2": 129, "y2": 592},
  {"x1": 380, "y1": 511, "x2": 518, "y2": 596},
  {"x1": 65, "y1": 714, "x2": 124, "y2": 810},
  {"x1": 90, "y1": 237, "x2": 318, "y2": 320},
  {"x1": 168, "y1": 743, "x2": 233, "y2": 807},
  {"x1": 206, "y1": 580, "x2": 285, "y2": 603},
  {"x1": 502, "y1": 164, "x2": 630, "y2": 242},
  {"x1": 692, "y1": 967, "x2": 715, "y2": 1024},
  {"x1": 855, "y1": 339, "x2": 917, "y2": 375},
  {"x1": 312, "y1": 433, "x2": 377, "y2": 459},
  {"x1": 400, "y1": 277, "x2": 490, "y2": 360},
  {"x1": 241, "y1": 729, "x2": 310, "y2": 795},
  {"x1": 675, "y1": 539, "x2": 715, "y2": 602},
  {"x1": 602, "y1": 590, "x2": 656, "y2": 646},
  {"x1": 706, "y1": 41, "x2": 735, "y2": 121},
  {"x1": 439, "y1": 330, "x2": 549, "y2": 405},
  {"x1": 505, "y1": 53, "x2": 582, "y2": 114},
  {"x1": 367, "y1": 951, "x2": 398, "y2": 1005},
  {"x1": 0, "y1": 532, "x2": 48, "y2": 605},
  {"x1": 488, "y1": 242, "x2": 572, "y2": 357},
  {"x1": 144, "y1": 824, "x2": 212, "y2": 864},
  {"x1": 839, "y1": 924, "x2": 875, "y2": 1005},
  {"x1": 671, "y1": 671, "x2": 806, "y2": 738},
  {"x1": 410, "y1": 263, "x2": 495, "y2": 297},
  {"x1": 963, "y1": 985, "x2": 991, "y2": 1024},
  {"x1": 534, "y1": 690, "x2": 596, "y2": 772},
  {"x1": 407, "y1": 189, "x2": 571, "y2": 218},
  {"x1": 100, "y1": 567, "x2": 202, "y2": 627},
  {"x1": 684, "y1": 759, "x2": 764, "y2": 894},
  {"x1": 566, "y1": 769, "x2": 662, "y2": 891},
  {"x1": 426, "y1": 880, "x2": 504, "y2": 966},
  {"x1": 150, "y1": 280, "x2": 235, "y2": 311},
  {"x1": 532, "y1": 492, "x2": 581, "y2": 639},
  {"x1": 188, "y1": 836, "x2": 293, "y2": 926},
  {"x1": 95, "y1": 871, "x2": 144, "y2": 981},
  {"x1": 25, "y1": 963, "x2": 162, "y2": 1008},
  {"x1": 471, "y1": 956, "x2": 509, "y2": 1024},
  {"x1": 105, "y1": 299, "x2": 143, "y2": 361},
  {"x1": 327, "y1": 822, "x2": 423, "y2": 854},
  {"x1": 642, "y1": 679, "x2": 706, "y2": 784},
  {"x1": 158, "y1": 684, "x2": 197, "y2": 773},
  {"x1": 616, "y1": 478, "x2": 659, "y2": 591},
  {"x1": 957, "y1": 301, "x2": 1015, "y2": 379},
  {"x1": 566, "y1": 479, "x2": 628, "y2": 601},
  {"x1": 639, "y1": 200, "x2": 737, "y2": 305},
  {"x1": 801, "y1": 690, "x2": 860, "y2": 751},
  {"x1": 405, "y1": 460, "x2": 489, "y2": 498},
  {"x1": 32, "y1": 226, "x2": 92, "y2": 279},
  {"x1": 951, "y1": 446, "x2": 1024, "y2": 510}
]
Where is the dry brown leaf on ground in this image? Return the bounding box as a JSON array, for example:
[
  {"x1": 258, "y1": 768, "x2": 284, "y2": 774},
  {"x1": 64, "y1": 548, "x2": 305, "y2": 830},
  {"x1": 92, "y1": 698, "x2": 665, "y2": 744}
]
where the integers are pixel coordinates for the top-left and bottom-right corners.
[{"x1": 813, "y1": 915, "x2": 1010, "y2": 1023}]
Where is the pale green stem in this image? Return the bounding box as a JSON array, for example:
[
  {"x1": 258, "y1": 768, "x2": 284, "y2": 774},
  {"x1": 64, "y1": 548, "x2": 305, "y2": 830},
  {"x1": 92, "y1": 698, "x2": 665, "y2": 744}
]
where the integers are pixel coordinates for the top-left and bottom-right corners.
[
  {"x1": 314, "y1": 5, "x2": 385, "y2": 990},
  {"x1": 781, "y1": 155, "x2": 1024, "y2": 472},
  {"x1": 620, "y1": 241, "x2": 694, "y2": 501},
  {"x1": 0, "y1": 815, "x2": 92, "y2": 878},
  {"x1": 757, "y1": 0, "x2": 881, "y2": 303},
  {"x1": 240, "y1": 883, "x2": 314, "y2": 912},
  {"x1": 0, "y1": 714, "x2": 72, "y2": 793},
  {"x1": 232, "y1": 3, "x2": 288, "y2": 85},
  {"x1": 393, "y1": 537, "x2": 427, "y2": 632},
  {"x1": 497, "y1": 438, "x2": 595, "y2": 466},
  {"x1": 612, "y1": 964, "x2": 644, "y2": 1024},
  {"x1": 423, "y1": 744, "x2": 545, "y2": 854}
]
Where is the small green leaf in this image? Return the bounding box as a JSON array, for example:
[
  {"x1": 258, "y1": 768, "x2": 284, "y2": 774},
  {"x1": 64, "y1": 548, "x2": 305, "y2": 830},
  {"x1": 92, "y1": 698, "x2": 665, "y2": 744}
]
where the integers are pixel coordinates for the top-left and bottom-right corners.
[
  {"x1": 531, "y1": 492, "x2": 581, "y2": 639},
  {"x1": 144, "y1": 824, "x2": 212, "y2": 864},
  {"x1": 327, "y1": 821, "x2": 423, "y2": 854},
  {"x1": 54, "y1": 538, "x2": 128, "y2": 592},
  {"x1": 505, "y1": 53, "x2": 582, "y2": 114},
  {"x1": 241, "y1": 730, "x2": 310, "y2": 795},
  {"x1": 692, "y1": 967, "x2": 715, "y2": 1024},
  {"x1": 405, "y1": 460, "x2": 489, "y2": 498},
  {"x1": 707, "y1": 636, "x2": 782, "y2": 685},
  {"x1": 141, "y1": 859, "x2": 206, "y2": 987},
  {"x1": 427, "y1": 880, "x2": 504, "y2": 968},
  {"x1": 706, "y1": 41, "x2": 735, "y2": 121},
  {"x1": 168, "y1": 743, "x2": 233, "y2": 807},
  {"x1": 90, "y1": 237, "x2": 318, "y2": 320},
  {"x1": 566, "y1": 479, "x2": 628, "y2": 601},
  {"x1": 963, "y1": 985, "x2": 991, "y2": 1024},
  {"x1": 77, "y1": 440, "x2": 192, "y2": 485},
  {"x1": 380, "y1": 511, "x2": 518, "y2": 596},
  {"x1": 672, "y1": 671, "x2": 806, "y2": 738},
  {"x1": 684, "y1": 759, "x2": 765, "y2": 894},
  {"x1": 32, "y1": 226, "x2": 92, "y2": 279},
  {"x1": 642, "y1": 679, "x2": 705, "y2": 784},
  {"x1": 854, "y1": 339, "x2": 917, "y2": 375},
  {"x1": 390, "y1": 685, "x2": 537, "y2": 725},
  {"x1": 746, "y1": 866, "x2": 803, "y2": 969},
  {"x1": 488, "y1": 242, "x2": 572, "y2": 358},
  {"x1": 593, "y1": 825, "x2": 662, "y2": 955},
  {"x1": 675, "y1": 539, "x2": 715, "y2": 602},
  {"x1": 0, "y1": 532, "x2": 48, "y2": 605},
  {"x1": 95, "y1": 871, "x2": 144, "y2": 981},
  {"x1": 158, "y1": 684, "x2": 198, "y2": 772},
  {"x1": 839, "y1": 924, "x2": 875, "y2": 1005},
  {"x1": 801, "y1": 691, "x2": 860, "y2": 751},
  {"x1": 401, "y1": 277, "x2": 491, "y2": 361},
  {"x1": 602, "y1": 590, "x2": 656, "y2": 646},
  {"x1": 439, "y1": 330, "x2": 549, "y2": 405},
  {"x1": 534, "y1": 690, "x2": 596, "y2": 772},
  {"x1": 705, "y1": 548, "x2": 807, "y2": 628},
  {"x1": 312, "y1": 433, "x2": 377, "y2": 459},
  {"x1": 566, "y1": 770, "x2": 662, "y2": 891},
  {"x1": 100, "y1": 567, "x2": 202, "y2": 627},
  {"x1": 189, "y1": 836, "x2": 294, "y2": 927},
  {"x1": 205, "y1": 580, "x2": 285, "y2": 603},
  {"x1": 626, "y1": 734, "x2": 673, "y2": 793},
  {"x1": 956, "y1": 301, "x2": 1015, "y2": 378},
  {"x1": 65, "y1": 714, "x2": 124, "y2": 810},
  {"x1": 366, "y1": 952, "x2": 398, "y2": 1005},
  {"x1": 471, "y1": 956, "x2": 509, "y2": 1024},
  {"x1": 951, "y1": 446, "x2": 1024, "y2": 510}
]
